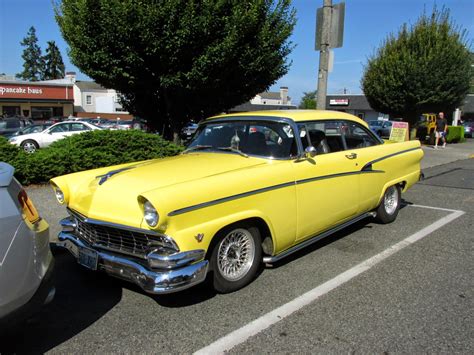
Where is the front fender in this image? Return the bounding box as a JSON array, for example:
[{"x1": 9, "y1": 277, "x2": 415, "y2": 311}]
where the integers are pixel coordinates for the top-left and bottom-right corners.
[{"x1": 165, "y1": 209, "x2": 278, "y2": 256}]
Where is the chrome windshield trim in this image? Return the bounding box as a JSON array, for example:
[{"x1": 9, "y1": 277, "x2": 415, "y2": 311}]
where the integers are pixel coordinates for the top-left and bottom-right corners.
[{"x1": 189, "y1": 116, "x2": 303, "y2": 160}]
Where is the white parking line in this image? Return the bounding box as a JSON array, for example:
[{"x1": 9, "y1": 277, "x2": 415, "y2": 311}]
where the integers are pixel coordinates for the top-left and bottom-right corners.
[{"x1": 194, "y1": 205, "x2": 465, "y2": 355}]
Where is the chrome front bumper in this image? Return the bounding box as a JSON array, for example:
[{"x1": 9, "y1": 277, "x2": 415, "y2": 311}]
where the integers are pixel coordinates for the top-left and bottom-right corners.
[{"x1": 57, "y1": 229, "x2": 209, "y2": 294}]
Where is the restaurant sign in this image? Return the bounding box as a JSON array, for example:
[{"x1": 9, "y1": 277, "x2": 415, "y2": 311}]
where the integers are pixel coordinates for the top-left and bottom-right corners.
[
  {"x1": 329, "y1": 99, "x2": 349, "y2": 106},
  {"x1": 0, "y1": 84, "x2": 73, "y2": 100}
]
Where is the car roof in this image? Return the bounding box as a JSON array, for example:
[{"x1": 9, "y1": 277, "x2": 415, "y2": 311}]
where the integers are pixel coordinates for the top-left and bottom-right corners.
[{"x1": 207, "y1": 110, "x2": 368, "y2": 126}]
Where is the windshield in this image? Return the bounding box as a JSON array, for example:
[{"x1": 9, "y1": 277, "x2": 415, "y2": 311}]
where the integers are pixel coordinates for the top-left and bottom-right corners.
[{"x1": 187, "y1": 120, "x2": 297, "y2": 159}]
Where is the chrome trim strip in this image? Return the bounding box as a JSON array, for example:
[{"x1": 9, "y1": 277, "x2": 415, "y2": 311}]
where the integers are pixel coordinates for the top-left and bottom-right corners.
[
  {"x1": 67, "y1": 208, "x2": 162, "y2": 237},
  {"x1": 296, "y1": 171, "x2": 360, "y2": 185},
  {"x1": 263, "y1": 211, "x2": 377, "y2": 263},
  {"x1": 168, "y1": 181, "x2": 295, "y2": 216},
  {"x1": 362, "y1": 147, "x2": 421, "y2": 171},
  {"x1": 168, "y1": 169, "x2": 386, "y2": 216},
  {"x1": 57, "y1": 232, "x2": 208, "y2": 294}
]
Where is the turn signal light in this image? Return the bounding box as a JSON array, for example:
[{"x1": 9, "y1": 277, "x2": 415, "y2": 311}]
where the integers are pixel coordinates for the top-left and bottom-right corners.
[{"x1": 18, "y1": 189, "x2": 41, "y2": 224}]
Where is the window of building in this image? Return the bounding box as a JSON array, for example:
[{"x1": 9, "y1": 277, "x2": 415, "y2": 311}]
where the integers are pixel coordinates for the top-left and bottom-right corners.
[
  {"x1": 86, "y1": 95, "x2": 92, "y2": 105},
  {"x1": 2, "y1": 106, "x2": 20, "y2": 117}
]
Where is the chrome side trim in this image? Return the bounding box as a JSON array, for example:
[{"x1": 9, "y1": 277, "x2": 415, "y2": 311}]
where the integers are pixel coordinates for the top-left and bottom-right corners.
[
  {"x1": 263, "y1": 211, "x2": 377, "y2": 263},
  {"x1": 296, "y1": 171, "x2": 360, "y2": 185},
  {"x1": 168, "y1": 181, "x2": 295, "y2": 216},
  {"x1": 168, "y1": 169, "x2": 385, "y2": 216},
  {"x1": 57, "y1": 232, "x2": 208, "y2": 294},
  {"x1": 362, "y1": 147, "x2": 421, "y2": 171}
]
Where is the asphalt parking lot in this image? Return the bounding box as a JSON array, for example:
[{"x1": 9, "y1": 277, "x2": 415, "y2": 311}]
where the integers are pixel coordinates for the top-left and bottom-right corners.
[{"x1": 1, "y1": 153, "x2": 473, "y2": 353}]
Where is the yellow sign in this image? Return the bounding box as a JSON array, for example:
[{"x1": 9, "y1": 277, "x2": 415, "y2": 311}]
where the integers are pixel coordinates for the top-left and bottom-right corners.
[{"x1": 389, "y1": 122, "x2": 409, "y2": 142}]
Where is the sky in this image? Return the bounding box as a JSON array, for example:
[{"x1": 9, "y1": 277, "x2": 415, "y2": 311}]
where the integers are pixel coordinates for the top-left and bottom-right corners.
[{"x1": 1, "y1": 0, "x2": 473, "y2": 105}]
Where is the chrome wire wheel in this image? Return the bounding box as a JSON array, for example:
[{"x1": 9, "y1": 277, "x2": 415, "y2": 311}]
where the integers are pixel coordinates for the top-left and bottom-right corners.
[
  {"x1": 217, "y1": 228, "x2": 256, "y2": 282},
  {"x1": 384, "y1": 185, "x2": 399, "y2": 215}
]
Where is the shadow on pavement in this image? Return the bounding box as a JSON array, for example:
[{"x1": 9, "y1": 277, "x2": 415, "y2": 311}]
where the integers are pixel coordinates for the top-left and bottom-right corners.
[{"x1": 0, "y1": 250, "x2": 122, "y2": 354}]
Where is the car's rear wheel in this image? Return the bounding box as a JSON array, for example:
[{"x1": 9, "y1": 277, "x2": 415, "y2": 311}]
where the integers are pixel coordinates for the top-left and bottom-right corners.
[
  {"x1": 21, "y1": 140, "x2": 39, "y2": 153},
  {"x1": 375, "y1": 184, "x2": 401, "y2": 223},
  {"x1": 210, "y1": 224, "x2": 262, "y2": 293}
]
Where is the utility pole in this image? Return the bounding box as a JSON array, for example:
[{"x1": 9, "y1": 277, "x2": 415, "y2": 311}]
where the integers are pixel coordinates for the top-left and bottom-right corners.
[
  {"x1": 316, "y1": 0, "x2": 332, "y2": 110},
  {"x1": 315, "y1": 1, "x2": 344, "y2": 109}
]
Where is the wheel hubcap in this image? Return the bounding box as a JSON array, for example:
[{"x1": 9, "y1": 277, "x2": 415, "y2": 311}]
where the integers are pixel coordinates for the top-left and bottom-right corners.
[
  {"x1": 23, "y1": 142, "x2": 36, "y2": 153},
  {"x1": 384, "y1": 186, "x2": 399, "y2": 215},
  {"x1": 217, "y1": 228, "x2": 255, "y2": 282}
]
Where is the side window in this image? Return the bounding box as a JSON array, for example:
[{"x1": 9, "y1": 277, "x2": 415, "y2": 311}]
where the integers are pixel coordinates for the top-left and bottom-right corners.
[
  {"x1": 298, "y1": 121, "x2": 345, "y2": 154},
  {"x1": 71, "y1": 123, "x2": 89, "y2": 131},
  {"x1": 49, "y1": 124, "x2": 69, "y2": 133},
  {"x1": 342, "y1": 121, "x2": 379, "y2": 149}
]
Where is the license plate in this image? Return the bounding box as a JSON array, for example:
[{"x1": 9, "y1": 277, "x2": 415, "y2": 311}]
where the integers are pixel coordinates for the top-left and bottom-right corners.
[{"x1": 78, "y1": 247, "x2": 98, "y2": 270}]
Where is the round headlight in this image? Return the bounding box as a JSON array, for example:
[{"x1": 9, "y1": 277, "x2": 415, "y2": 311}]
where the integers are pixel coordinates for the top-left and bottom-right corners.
[
  {"x1": 55, "y1": 187, "x2": 65, "y2": 204},
  {"x1": 144, "y1": 200, "x2": 159, "y2": 227}
]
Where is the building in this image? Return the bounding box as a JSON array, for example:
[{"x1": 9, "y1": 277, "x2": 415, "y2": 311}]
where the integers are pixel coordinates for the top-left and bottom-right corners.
[
  {"x1": 325, "y1": 94, "x2": 385, "y2": 121},
  {"x1": 230, "y1": 87, "x2": 296, "y2": 112},
  {"x1": 68, "y1": 73, "x2": 132, "y2": 119},
  {"x1": 0, "y1": 75, "x2": 74, "y2": 119}
]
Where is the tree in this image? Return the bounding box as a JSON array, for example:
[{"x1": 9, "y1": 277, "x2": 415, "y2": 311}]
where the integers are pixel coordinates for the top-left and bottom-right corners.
[
  {"x1": 16, "y1": 26, "x2": 44, "y2": 81},
  {"x1": 299, "y1": 91, "x2": 317, "y2": 109},
  {"x1": 43, "y1": 41, "x2": 65, "y2": 80},
  {"x1": 55, "y1": 0, "x2": 296, "y2": 137},
  {"x1": 361, "y1": 7, "x2": 472, "y2": 125}
]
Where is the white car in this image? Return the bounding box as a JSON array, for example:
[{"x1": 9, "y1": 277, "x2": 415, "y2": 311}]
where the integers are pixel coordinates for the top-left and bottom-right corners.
[{"x1": 8, "y1": 121, "x2": 101, "y2": 153}]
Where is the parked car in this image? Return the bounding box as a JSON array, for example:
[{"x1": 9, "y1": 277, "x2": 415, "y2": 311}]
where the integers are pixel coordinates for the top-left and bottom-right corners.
[
  {"x1": 0, "y1": 162, "x2": 55, "y2": 329},
  {"x1": 9, "y1": 123, "x2": 52, "y2": 137},
  {"x1": 8, "y1": 121, "x2": 101, "y2": 153},
  {"x1": 50, "y1": 110, "x2": 423, "y2": 294},
  {"x1": 0, "y1": 117, "x2": 33, "y2": 138},
  {"x1": 368, "y1": 120, "x2": 393, "y2": 138},
  {"x1": 180, "y1": 122, "x2": 198, "y2": 139},
  {"x1": 462, "y1": 121, "x2": 473, "y2": 138}
]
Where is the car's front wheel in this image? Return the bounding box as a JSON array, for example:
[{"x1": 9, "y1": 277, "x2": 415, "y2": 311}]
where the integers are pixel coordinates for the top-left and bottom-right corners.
[
  {"x1": 21, "y1": 140, "x2": 39, "y2": 153},
  {"x1": 375, "y1": 184, "x2": 401, "y2": 223},
  {"x1": 210, "y1": 224, "x2": 262, "y2": 293}
]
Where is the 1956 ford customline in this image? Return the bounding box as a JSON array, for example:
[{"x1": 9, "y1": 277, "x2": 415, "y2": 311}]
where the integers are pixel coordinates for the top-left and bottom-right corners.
[{"x1": 51, "y1": 110, "x2": 423, "y2": 294}]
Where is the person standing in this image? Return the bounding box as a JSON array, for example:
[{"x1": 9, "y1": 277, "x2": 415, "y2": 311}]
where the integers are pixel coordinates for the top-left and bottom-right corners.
[{"x1": 434, "y1": 112, "x2": 447, "y2": 149}]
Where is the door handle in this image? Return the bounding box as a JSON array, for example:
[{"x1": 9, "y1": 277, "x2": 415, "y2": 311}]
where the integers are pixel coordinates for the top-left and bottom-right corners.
[{"x1": 345, "y1": 153, "x2": 357, "y2": 159}]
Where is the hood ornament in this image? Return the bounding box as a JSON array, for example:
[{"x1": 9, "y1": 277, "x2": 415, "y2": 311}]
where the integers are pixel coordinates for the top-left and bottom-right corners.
[{"x1": 96, "y1": 167, "x2": 134, "y2": 185}]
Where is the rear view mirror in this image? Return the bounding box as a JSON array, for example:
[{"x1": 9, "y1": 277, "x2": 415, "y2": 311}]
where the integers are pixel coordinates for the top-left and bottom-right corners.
[{"x1": 305, "y1": 146, "x2": 317, "y2": 158}]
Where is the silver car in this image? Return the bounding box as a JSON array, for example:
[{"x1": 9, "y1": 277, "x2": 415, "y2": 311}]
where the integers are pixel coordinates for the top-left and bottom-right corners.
[{"x1": 0, "y1": 162, "x2": 55, "y2": 328}]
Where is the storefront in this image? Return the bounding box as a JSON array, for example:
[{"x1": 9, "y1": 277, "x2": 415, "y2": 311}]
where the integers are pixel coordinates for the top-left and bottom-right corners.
[{"x1": 0, "y1": 80, "x2": 74, "y2": 120}]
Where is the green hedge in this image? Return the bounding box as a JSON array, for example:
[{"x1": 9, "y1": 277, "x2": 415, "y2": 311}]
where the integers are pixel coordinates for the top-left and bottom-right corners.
[
  {"x1": 0, "y1": 130, "x2": 182, "y2": 185},
  {"x1": 446, "y1": 126, "x2": 465, "y2": 143}
]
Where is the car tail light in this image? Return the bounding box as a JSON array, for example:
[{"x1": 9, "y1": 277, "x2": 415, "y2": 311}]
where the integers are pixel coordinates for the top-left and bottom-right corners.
[{"x1": 18, "y1": 189, "x2": 41, "y2": 224}]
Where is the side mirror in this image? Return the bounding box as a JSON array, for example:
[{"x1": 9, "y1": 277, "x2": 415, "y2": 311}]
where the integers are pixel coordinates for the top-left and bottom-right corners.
[{"x1": 305, "y1": 146, "x2": 317, "y2": 158}]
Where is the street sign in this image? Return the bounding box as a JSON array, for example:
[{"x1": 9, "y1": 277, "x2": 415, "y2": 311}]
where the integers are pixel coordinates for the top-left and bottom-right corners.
[{"x1": 315, "y1": 2, "x2": 345, "y2": 50}]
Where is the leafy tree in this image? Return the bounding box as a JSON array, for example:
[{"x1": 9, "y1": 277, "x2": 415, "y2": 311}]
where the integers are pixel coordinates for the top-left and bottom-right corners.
[
  {"x1": 42, "y1": 41, "x2": 65, "y2": 80},
  {"x1": 16, "y1": 26, "x2": 44, "y2": 81},
  {"x1": 362, "y1": 7, "x2": 472, "y2": 124},
  {"x1": 55, "y1": 0, "x2": 296, "y2": 137},
  {"x1": 298, "y1": 91, "x2": 317, "y2": 109}
]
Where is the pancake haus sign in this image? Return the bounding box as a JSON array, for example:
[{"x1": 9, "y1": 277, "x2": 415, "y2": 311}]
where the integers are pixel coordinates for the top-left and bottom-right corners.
[{"x1": 0, "y1": 83, "x2": 73, "y2": 100}]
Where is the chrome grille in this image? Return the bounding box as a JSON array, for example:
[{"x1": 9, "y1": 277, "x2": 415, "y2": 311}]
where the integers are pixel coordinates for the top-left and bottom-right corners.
[{"x1": 74, "y1": 217, "x2": 171, "y2": 259}]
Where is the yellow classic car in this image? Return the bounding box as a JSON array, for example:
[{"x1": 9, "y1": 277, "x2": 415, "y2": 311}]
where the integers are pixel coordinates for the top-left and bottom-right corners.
[{"x1": 51, "y1": 110, "x2": 423, "y2": 294}]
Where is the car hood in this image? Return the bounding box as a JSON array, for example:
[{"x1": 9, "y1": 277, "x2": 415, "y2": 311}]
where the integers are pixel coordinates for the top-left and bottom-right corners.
[{"x1": 52, "y1": 153, "x2": 268, "y2": 228}]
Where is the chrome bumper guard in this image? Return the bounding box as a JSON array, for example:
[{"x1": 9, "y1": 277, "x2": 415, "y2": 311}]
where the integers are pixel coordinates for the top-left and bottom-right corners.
[{"x1": 57, "y1": 218, "x2": 208, "y2": 294}]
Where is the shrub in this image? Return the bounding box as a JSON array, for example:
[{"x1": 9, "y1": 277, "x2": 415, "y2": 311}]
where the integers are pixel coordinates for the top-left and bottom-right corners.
[
  {"x1": 446, "y1": 126, "x2": 465, "y2": 143},
  {"x1": 0, "y1": 136, "x2": 23, "y2": 163},
  {"x1": 1, "y1": 130, "x2": 183, "y2": 185}
]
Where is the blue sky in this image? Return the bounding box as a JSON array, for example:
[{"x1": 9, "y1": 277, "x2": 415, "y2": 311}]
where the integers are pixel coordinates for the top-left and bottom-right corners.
[{"x1": 1, "y1": 0, "x2": 473, "y2": 104}]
